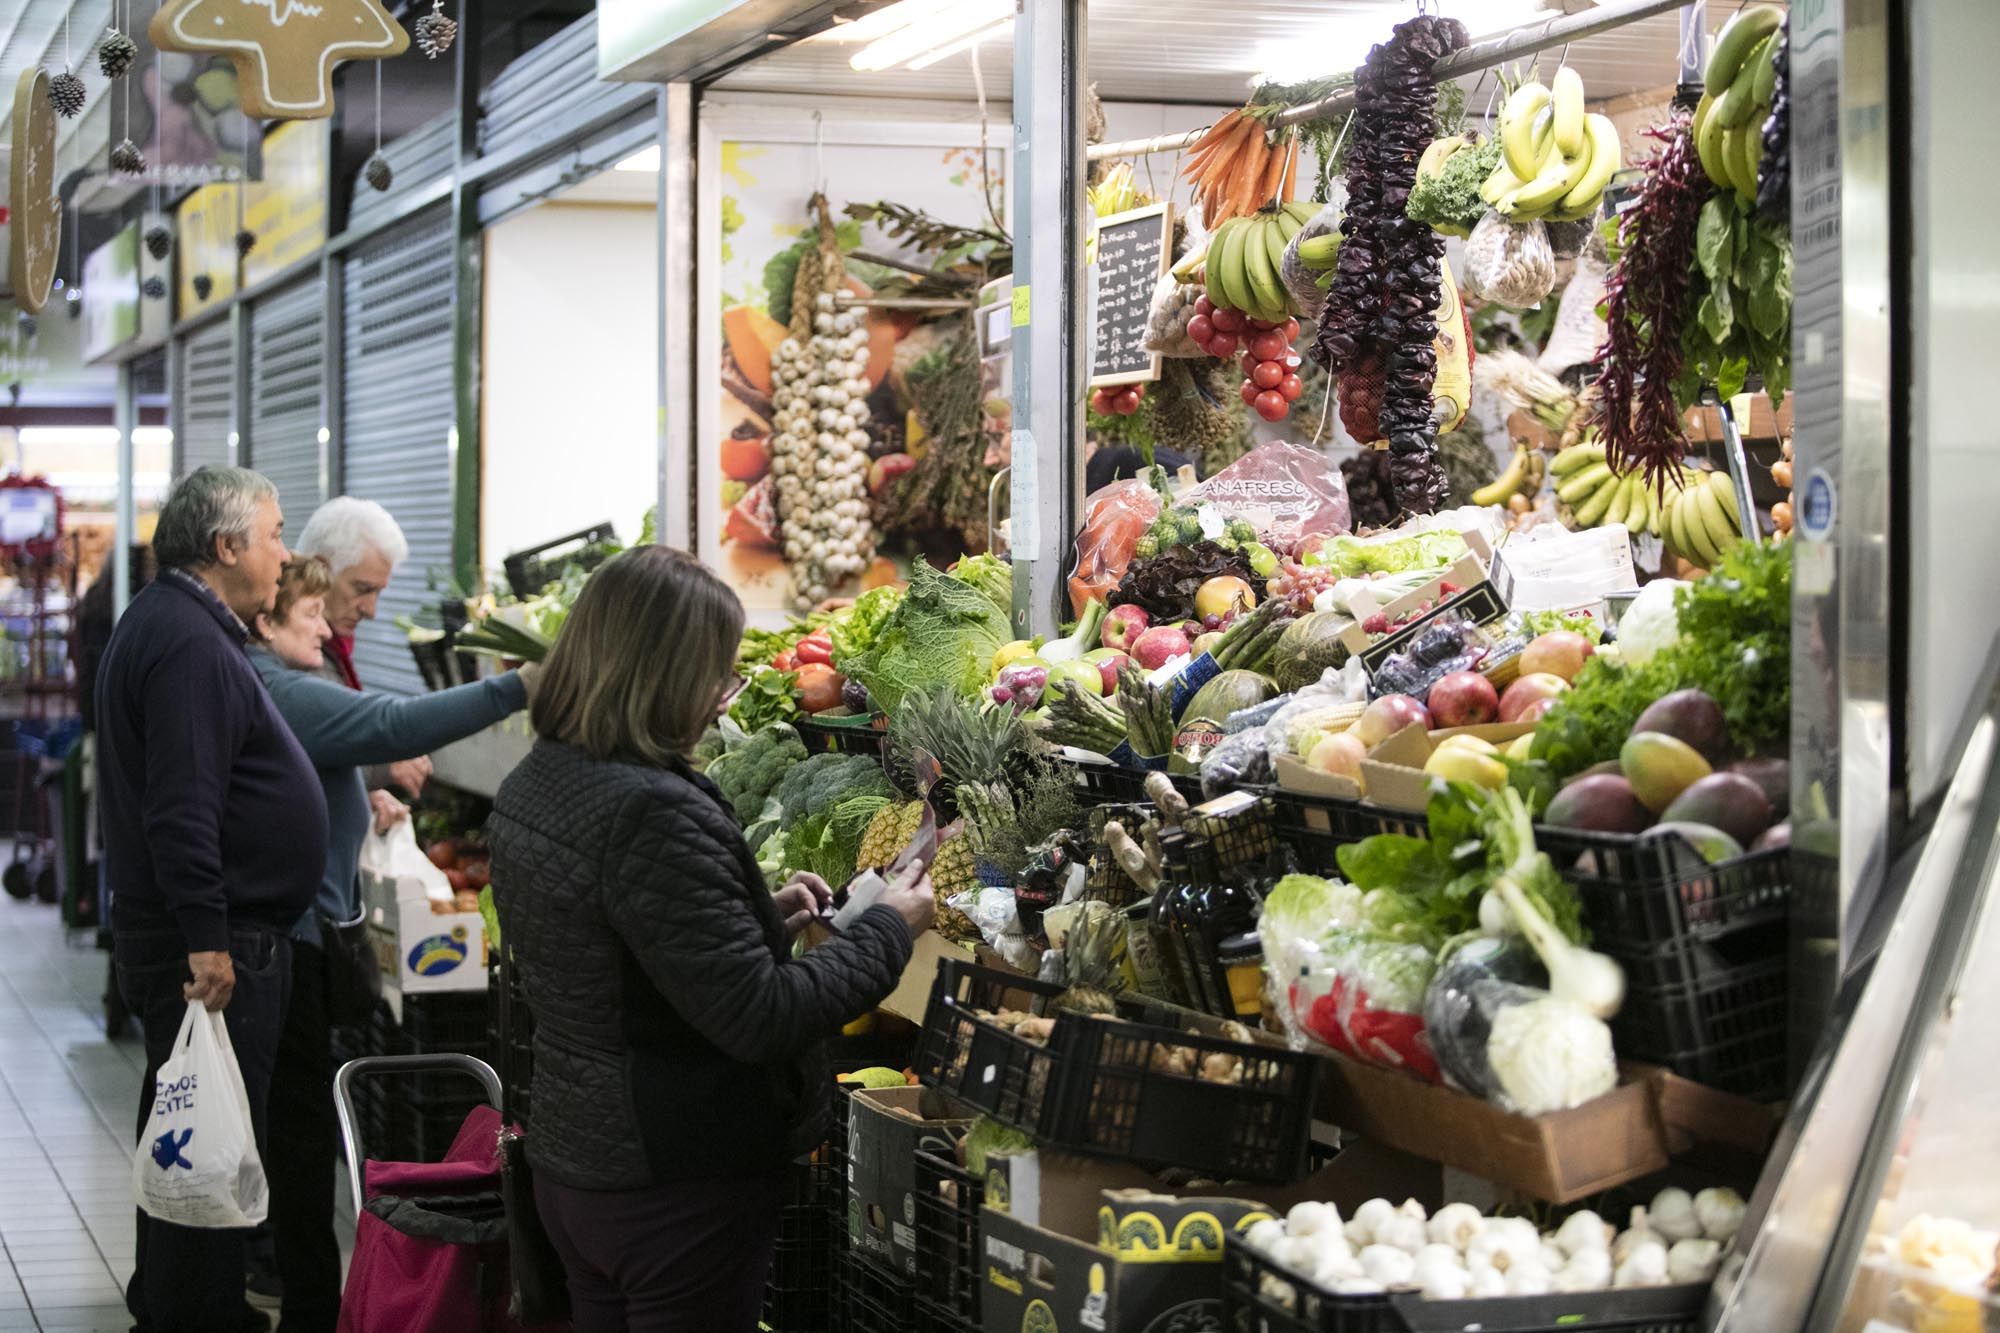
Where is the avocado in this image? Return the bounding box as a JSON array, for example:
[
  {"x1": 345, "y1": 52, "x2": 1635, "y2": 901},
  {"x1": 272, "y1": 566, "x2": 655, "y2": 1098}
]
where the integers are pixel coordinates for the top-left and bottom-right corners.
[{"x1": 1545, "y1": 773, "x2": 1654, "y2": 835}]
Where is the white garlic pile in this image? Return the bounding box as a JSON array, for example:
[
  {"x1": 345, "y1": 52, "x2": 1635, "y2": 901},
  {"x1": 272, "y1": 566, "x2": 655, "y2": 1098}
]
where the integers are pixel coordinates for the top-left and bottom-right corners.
[
  {"x1": 768, "y1": 292, "x2": 875, "y2": 608},
  {"x1": 1239, "y1": 1190, "x2": 1751, "y2": 1304}
]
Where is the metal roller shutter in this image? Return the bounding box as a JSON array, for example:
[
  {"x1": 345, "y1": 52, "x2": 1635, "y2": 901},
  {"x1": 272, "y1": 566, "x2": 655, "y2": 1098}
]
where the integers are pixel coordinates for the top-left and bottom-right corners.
[
  {"x1": 175, "y1": 322, "x2": 235, "y2": 479},
  {"x1": 340, "y1": 207, "x2": 456, "y2": 697},
  {"x1": 247, "y1": 277, "x2": 326, "y2": 529}
]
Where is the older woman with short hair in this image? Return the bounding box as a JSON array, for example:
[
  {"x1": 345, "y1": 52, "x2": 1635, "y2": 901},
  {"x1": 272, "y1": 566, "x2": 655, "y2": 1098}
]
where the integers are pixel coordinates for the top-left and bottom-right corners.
[
  {"x1": 250, "y1": 557, "x2": 533, "y2": 1333},
  {"x1": 488, "y1": 545, "x2": 935, "y2": 1333}
]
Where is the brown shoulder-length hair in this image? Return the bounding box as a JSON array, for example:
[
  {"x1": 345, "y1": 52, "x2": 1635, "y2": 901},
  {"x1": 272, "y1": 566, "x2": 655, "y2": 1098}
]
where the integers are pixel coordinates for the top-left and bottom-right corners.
[
  {"x1": 257, "y1": 556, "x2": 332, "y2": 639},
  {"x1": 530, "y1": 545, "x2": 744, "y2": 766}
]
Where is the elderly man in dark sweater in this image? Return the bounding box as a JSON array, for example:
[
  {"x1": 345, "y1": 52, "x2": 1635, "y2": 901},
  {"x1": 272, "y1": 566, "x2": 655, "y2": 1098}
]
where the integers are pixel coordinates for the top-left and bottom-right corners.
[{"x1": 96, "y1": 465, "x2": 328, "y2": 1333}]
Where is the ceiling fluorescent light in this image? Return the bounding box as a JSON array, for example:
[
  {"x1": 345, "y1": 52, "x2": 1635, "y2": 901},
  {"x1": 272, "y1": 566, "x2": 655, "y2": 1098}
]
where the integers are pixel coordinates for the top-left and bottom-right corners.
[
  {"x1": 615, "y1": 145, "x2": 660, "y2": 173},
  {"x1": 905, "y1": 19, "x2": 1012, "y2": 71},
  {"x1": 819, "y1": 0, "x2": 954, "y2": 45},
  {"x1": 851, "y1": 0, "x2": 1010, "y2": 71}
]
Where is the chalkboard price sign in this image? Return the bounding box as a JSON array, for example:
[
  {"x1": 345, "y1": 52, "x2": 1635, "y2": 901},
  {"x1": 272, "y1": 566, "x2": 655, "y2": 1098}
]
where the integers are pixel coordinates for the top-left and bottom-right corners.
[{"x1": 1089, "y1": 202, "x2": 1172, "y2": 388}]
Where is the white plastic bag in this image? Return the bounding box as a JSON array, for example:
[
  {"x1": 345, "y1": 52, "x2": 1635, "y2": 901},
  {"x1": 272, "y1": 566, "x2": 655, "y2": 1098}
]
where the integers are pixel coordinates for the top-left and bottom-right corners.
[
  {"x1": 132, "y1": 1001, "x2": 268, "y2": 1228},
  {"x1": 358, "y1": 819, "x2": 453, "y2": 902}
]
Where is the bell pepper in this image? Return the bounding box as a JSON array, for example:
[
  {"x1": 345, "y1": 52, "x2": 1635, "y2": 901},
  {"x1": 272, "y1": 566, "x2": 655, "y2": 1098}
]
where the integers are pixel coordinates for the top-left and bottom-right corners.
[
  {"x1": 772, "y1": 648, "x2": 798, "y2": 673},
  {"x1": 795, "y1": 630, "x2": 835, "y2": 667}
]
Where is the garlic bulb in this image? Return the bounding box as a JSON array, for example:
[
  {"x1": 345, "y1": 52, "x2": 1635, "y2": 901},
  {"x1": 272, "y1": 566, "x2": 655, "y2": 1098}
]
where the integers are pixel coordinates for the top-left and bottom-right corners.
[
  {"x1": 1416, "y1": 1258, "x2": 1473, "y2": 1300},
  {"x1": 1286, "y1": 1201, "x2": 1338, "y2": 1238},
  {"x1": 1397, "y1": 1198, "x2": 1429, "y2": 1224},
  {"x1": 1427, "y1": 1202, "x2": 1486, "y2": 1253},
  {"x1": 1374, "y1": 1213, "x2": 1427, "y2": 1255},
  {"x1": 1693, "y1": 1188, "x2": 1746, "y2": 1243},
  {"x1": 1335, "y1": 1277, "x2": 1386, "y2": 1295},
  {"x1": 1539, "y1": 1240, "x2": 1570, "y2": 1273},
  {"x1": 1244, "y1": 1219, "x2": 1285, "y2": 1255},
  {"x1": 1612, "y1": 1207, "x2": 1662, "y2": 1265},
  {"x1": 1505, "y1": 1263, "x2": 1553, "y2": 1296},
  {"x1": 1275, "y1": 1235, "x2": 1319, "y2": 1274},
  {"x1": 1309, "y1": 1234, "x2": 1361, "y2": 1283},
  {"x1": 1414, "y1": 1244, "x2": 1461, "y2": 1270},
  {"x1": 1648, "y1": 1188, "x2": 1701, "y2": 1243},
  {"x1": 1613, "y1": 1240, "x2": 1669, "y2": 1288},
  {"x1": 1347, "y1": 1198, "x2": 1396, "y2": 1248},
  {"x1": 1555, "y1": 1209, "x2": 1613, "y2": 1258},
  {"x1": 1466, "y1": 1225, "x2": 1541, "y2": 1275},
  {"x1": 1667, "y1": 1237, "x2": 1722, "y2": 1284},
  {"x1": 1470, "y1": 1265, "x2": 1508, "y2": 1297},
  {"x1": 1357, "y1": 1244, "x2": 1416, "y2": 1289},
  {"x1": 1555, "y1": 1246, "x2": 1612, "y2": 1292}
]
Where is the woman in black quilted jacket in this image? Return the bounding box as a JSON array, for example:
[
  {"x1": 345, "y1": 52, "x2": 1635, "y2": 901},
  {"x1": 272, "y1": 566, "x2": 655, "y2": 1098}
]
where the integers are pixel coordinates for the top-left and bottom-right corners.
[{"x1": 487, "y1": 546, "x2": 936, "y2": 1333}]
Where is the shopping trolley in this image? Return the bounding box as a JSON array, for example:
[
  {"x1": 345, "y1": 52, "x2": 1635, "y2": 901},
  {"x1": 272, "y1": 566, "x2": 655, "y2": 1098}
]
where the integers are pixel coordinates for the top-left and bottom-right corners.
[{"x1": 333, "y1": 1053, "x2": 566, "y2": 1332}]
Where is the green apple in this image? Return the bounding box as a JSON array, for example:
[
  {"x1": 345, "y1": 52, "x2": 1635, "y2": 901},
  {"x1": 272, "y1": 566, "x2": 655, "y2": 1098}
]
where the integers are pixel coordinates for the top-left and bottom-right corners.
[{"x1": 1048, "y1": 658, "x2": 1105, "y2": 697}]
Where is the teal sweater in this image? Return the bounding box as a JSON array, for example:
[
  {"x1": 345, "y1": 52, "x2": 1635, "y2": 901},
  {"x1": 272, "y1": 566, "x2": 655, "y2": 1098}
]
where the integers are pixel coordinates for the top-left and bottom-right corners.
[{"x1": 250, "y1": 648, "x2": 527, "y2": 944}]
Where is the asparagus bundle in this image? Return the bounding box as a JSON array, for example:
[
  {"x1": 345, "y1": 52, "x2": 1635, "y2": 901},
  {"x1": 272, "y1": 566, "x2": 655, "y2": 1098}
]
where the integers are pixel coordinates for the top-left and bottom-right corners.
[
  {"x1": 1118, "y1": 666, "x2": 1175, "y2": 757},
  {"x1": 1042, "y1": 680, "x2": 1129, "y2": 755},
  {"x1": 1212, "y1": 597, "x2": 1293, "y2": 674}
]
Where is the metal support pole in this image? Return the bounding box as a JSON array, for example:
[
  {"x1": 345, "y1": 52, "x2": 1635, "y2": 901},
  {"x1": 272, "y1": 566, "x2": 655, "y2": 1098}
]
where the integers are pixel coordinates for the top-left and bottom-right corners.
[
  {"x1": 1711, "y1": 391, "x2": 1761, "y2": 544},
  {"x1": 113, "y1": 361, "x2": 135, "y2": 618},
  {"x1": 658, "y1": 82, "x2": 695, "y2": 551},
  {"x1": 1010, "y1": 0, "x2": 1086, "y2": 638}
]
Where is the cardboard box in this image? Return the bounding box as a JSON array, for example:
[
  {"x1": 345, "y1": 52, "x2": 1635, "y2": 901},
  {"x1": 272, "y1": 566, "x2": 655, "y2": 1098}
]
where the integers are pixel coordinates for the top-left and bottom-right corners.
[
  {"x1": 360, "y1": 868, "x2": 487, "y2": 996},
  {"x1": 1358, "y1": 722, "x2": 1535, "y2": 814},
  {"x1": 848, "y1": 1084, "x2": 975, "y2": 1278},
  {"x1": 803, "y1": 925, "x2": 971, "y2": 1028},
  {"x1": 1273, "y1": 752, "x2": 1363, "y2": 803},
  {"x1": 1492, "y1": 522, "x2": 1640, "y2": 613}
]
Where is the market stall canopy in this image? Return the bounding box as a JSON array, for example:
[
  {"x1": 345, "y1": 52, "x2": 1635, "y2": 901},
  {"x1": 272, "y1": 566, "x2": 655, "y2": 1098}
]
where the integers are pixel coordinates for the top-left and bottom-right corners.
[
  {"x1": 713, "y1": 0, "x2": 1780, "y2": 106},
  {"x1": 597, "y1": 0, "x2": 850, "y2": 83}
]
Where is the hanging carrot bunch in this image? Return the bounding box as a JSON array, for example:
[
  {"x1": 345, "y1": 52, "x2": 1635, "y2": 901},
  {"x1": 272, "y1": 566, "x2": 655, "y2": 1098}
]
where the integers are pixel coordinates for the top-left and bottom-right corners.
[{"x1": 1182, "y1": 110, "x2": 1302, "y2": 225}]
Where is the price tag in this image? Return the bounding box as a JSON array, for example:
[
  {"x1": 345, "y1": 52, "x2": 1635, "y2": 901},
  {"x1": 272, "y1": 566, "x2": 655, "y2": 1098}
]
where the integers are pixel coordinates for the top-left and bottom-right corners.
[{"x1": 1010, "y1": 285, "x2": 1031, "y2": 328}]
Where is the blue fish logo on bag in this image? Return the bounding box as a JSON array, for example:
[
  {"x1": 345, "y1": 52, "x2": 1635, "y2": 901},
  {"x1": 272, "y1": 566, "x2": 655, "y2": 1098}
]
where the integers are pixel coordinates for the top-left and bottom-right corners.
[{"x1": 150, "y1": 1128, "x2": 193, "y2": 1172}]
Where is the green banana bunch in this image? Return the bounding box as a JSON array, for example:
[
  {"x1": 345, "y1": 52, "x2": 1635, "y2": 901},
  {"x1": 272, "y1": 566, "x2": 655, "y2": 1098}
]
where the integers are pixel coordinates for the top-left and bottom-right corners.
[
  {"x1": 1695, "y1": 6, "x2": 1783, "y2": 205},
  {"x1": 1550, "y1": 443, "x2": 1750, "y2": 568},
  {"x1": 1203, "y1": 202, "x2": 1319, "y2": 323},
  {"x1": 1484, "y1": 71, "x2": 1621, "y2": 223}
]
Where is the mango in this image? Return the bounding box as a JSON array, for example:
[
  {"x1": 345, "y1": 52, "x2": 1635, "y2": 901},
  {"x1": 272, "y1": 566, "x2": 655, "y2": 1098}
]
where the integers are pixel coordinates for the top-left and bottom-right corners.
[
  {"x1": 1650, "y1": 821, "x2": 1745, "y2": 865},
  {"x1": 1633, "y1": 689, "x2": 1729, "y2": 764},
  {"x1": 1661, "y1": 772, "x2": 1774, "y2": 847},
  {"x1": 1620, "y1": 731, "x2": 1714, "y2": 812},
  {"x1": 1545, "y1": 773, "x2": 1654, "y2": 835},
  {"x1": 1728, "y1": 757, "x2": 1792, "y2": 819}
]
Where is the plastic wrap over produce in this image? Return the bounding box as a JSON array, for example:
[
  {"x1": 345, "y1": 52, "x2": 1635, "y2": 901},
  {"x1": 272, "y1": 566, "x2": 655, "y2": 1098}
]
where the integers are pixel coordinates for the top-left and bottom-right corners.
[
  {"x1": 1068, "y1": 479, "x2": 1164, "y2": 616},
  {"x1": 1180, "y1": 442, "x2": 1353, "y2": 549}
]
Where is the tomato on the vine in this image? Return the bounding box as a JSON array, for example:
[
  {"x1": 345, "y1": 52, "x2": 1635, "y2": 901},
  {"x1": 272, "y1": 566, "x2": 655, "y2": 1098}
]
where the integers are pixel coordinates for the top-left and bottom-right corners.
[
  {"x1": 1252, "y1": 361, "x2": 1286, "y2": 391},
  {"x1": 1279, "y1": 373, "x2": 1304, "y2": 402},
  {"x1": 1254, "y1": 390, "x2": 1289, "y2": 422}
]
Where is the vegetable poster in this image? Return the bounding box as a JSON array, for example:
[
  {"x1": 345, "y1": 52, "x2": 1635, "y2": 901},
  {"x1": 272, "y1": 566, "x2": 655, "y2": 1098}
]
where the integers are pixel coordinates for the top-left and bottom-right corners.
[{"x1": 701, "y1": 112, "x2": 1009, "y2": 617}]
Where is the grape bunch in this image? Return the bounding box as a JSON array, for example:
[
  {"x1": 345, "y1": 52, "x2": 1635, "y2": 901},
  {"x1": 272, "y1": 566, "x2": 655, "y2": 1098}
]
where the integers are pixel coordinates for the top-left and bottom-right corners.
[
  {"x1": 1090, "y1": 383, "x2": 1146, "y2": 417},
  {"x1": 1233, "y1": 318, "x2": 1307, "y2": 423},
  {"x1": 1264, "y1": 557, "x2": 1339, "y2": 614}
]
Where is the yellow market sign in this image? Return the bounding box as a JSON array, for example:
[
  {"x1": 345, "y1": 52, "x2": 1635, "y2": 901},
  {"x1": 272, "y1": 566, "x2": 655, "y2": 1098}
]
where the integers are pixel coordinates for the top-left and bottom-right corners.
[
  {"x1": 176, "y1": 183, "x2": 241, "y2": 319},
  {"x1": 242, "y1": 121, "x2": 328, "y2": 287}
]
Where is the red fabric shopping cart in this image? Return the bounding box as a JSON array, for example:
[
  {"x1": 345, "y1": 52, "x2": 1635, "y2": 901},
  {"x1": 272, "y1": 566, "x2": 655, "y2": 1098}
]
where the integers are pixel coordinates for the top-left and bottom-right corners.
[{"x1": 334, "y1": 1053, "x2": 568, "y2": 1333}]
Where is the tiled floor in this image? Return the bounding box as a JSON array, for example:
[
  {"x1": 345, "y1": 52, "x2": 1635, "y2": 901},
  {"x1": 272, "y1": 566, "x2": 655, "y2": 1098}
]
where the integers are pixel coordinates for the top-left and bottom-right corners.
[{"x1": 0, "y1": 896, "x2": 354, "y2": 1332}]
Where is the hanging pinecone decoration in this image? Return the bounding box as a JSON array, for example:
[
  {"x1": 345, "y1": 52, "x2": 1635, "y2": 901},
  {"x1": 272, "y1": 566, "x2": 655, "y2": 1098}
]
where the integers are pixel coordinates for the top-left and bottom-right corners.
[
  {"x1": 192, "y1": 274, "x2": 213, "y2": 300},
  {"x1": 363, "y1": 152, "x2": 393, "y2": 193},
  {"x1": 145, "y1": 225, "x2": 172, "y2": 260},
  {"x1": 142, "y1": 276, "x2": 167, "y2": 300},
  {"x1": 235, "y1": 229, "x2": 257, "y2": 258},
  {"x1": 48, "y1": 71, "x2": 86, "y2": 118},
  {"x1": 97, "y1": 30, "x2": 138, "y2": 79},
  {"x1": 17, "y1": 315, "x2": 37, "y2": 339},
  {"x1": 110, "y1": 138, "x2": 146, "y2": 175},
  {"x1": 414, "y1": 1, "x2": 457, "y2": 59}
]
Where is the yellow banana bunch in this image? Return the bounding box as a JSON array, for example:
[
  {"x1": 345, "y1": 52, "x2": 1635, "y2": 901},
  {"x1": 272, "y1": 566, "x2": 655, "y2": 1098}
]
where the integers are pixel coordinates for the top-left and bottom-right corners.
[
  {"x1": 1202, "y1": 203, "x2": 1319, "y2": 323},
  {"x1": 1486, "y1": 71, "x2": 1621, "y2": 223},
  {"x1": 1695, "y1": 6, "x2": 1784, "y2": 205},
  {"x1": 1550, "y1": 444, "x2": 1751, "y2": 568},
  {"x1": 1088, "y1": 162, "x2": 1144, "y2": 218}
]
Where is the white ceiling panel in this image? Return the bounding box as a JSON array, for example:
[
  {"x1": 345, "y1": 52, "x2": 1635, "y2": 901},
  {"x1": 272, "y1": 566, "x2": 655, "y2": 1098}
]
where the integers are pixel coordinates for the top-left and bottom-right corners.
[{"x1": 716, "y1": 0, "x2": 1781, "y2": 110}]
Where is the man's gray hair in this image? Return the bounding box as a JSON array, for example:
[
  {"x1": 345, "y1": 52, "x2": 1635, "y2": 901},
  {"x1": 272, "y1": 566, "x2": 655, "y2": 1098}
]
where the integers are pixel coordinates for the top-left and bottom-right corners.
[
  {"x1": 152, "y1": 466, "x2": 279, "y2": 570},
  {"x1": 294, "y1": 497, "x2": 409, "y2": 576}
]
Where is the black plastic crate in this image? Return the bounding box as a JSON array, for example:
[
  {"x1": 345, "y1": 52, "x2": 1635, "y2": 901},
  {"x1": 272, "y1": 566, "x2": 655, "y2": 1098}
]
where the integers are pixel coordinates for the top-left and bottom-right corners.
[
  {"x1": 913, "y1": 960, "x2": 1071, "y2": 1137},
  {"x1": 1052, "y1": 1014, "x2": 1318, "y2": 1184},
  {"x1": 1224, "y1": 1237, "x2": 1705, "y2": 1333},
  {"x1": 797, "y1": 716, "x2": 888, "y2": 756},
  {"x1": 1537, "y1": 826, "x2": 1791, "y2": 954},
  {"x1": 763, "y1": 1160, "x2": 840, "y2": 1333},
  {"x1": 912, "y1": 1149, "x2": 982, "y2": 1324},
  {"x1": 1265, "y1": 788, "x2": 1426, "y2": 874},
  {"x1": 1614, "y1": 954, "x2": 1789, "y2": 1100},
  {"x1": 1072, "y1": 759, "x2": 1205, "y2": 807},
  {"x1": 913, "y1": 1296, "x2": 979, "y2": 1333},
  {"x1": 393, "y1": 991, "x2": 493, "y2": 1054},
  {"x1": 840, "y1": 1252, "x2": 916, "y2": 1331}
]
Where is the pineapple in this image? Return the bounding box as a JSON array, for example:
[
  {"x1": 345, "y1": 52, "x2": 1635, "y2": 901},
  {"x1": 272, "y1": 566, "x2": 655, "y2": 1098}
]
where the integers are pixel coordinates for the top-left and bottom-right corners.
[
  {"x1": 1052, "y1": 900, "x2": 1127, "y2": 1015},
  {"x1": 930, "y1": 829, "x2": 982, "y2": 940},
  {"x1": 887, "y1": 688, "x2": 1023, "y2": 800},
  {"x1": 857, "y1": 801, "x2": 925, "y2": 871}
]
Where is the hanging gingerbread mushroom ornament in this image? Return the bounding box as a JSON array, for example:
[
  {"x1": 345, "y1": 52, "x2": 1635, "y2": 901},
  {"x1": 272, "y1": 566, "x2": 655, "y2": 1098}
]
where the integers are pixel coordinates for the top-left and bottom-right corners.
[{"x1": 149, "y1": 0, "x2": 408, "y2": 120}]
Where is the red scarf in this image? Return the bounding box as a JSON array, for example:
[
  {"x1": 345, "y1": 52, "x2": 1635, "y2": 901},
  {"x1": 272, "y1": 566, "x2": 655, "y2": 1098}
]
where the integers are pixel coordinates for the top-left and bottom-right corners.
[{"x1": 326, "y1": 633, "x2": 362, "y2": 690}]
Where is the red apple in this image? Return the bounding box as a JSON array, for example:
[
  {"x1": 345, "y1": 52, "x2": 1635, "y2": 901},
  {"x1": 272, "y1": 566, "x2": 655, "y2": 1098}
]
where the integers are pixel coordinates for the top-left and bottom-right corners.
[
  {"x1": 1101, "y1": 603, "x2": 1150, "y2": 652},
  {"x1": 1131, "y1": 625, "x2": 1193, "y2": 671},
  {"x1": 1519, "y1": 696, "x2": 1560, "y2": 724},
  {"x1": 1352, "y1": 694, "x2": 1432, "y2": 748},
  {"x1": 1499, "y1": 672, "x2": 1572, "y2": 723},
  {"x1": 1093, "y1": 652, "x2": 1132, "y2": 693},
  {"x1": 1427, "y1": 671, "x2": 1500, "y2": 728},
  {"x1": 868, "y1": 453, "x2": 917, "y2": 495},
  {"x1": 1518, "y1": 631, "x2": 1596, "y2": 682}
]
